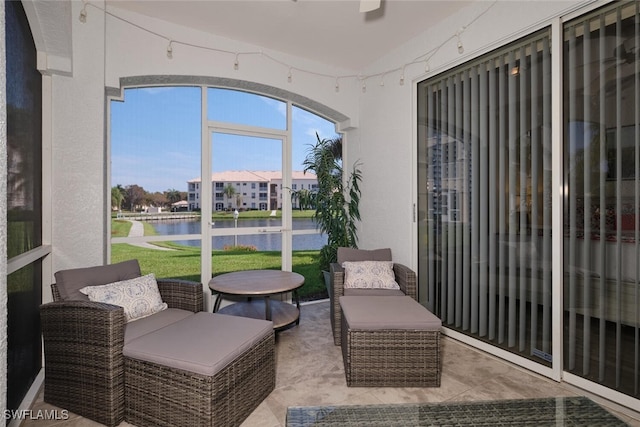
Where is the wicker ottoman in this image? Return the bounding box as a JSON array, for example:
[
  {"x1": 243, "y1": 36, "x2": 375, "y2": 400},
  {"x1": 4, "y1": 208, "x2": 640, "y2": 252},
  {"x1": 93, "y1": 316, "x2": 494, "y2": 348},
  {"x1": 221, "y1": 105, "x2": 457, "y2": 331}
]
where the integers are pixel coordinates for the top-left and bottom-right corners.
[
  {"x1": 340, "y1": 295, "x2": 441, "y2": 387},
  {"x1": 123, "y1": 312, "x2": 275, "y2": 427}
]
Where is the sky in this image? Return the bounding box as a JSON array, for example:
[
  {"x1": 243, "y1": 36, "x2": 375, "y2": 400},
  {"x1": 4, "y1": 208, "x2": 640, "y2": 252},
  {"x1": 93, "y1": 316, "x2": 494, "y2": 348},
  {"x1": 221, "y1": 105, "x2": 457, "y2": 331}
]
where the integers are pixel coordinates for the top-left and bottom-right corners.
[{"x1": 110, "y1": 86, "x2": 338, "y2": 193}]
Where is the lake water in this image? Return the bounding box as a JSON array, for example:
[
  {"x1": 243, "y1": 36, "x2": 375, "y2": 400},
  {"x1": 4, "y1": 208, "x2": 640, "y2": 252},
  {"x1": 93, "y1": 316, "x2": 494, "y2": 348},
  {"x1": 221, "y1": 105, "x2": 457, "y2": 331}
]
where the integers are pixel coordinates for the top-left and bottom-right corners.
[{"x1": 149, "y1": 218, "x2": 326, "y2": 251}]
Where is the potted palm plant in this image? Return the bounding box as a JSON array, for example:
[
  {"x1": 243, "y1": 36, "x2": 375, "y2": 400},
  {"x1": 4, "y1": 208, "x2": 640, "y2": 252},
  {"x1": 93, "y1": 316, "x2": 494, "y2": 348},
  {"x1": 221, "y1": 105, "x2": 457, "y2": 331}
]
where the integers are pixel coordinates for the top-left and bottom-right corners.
[{"x1": 303, "y1": 134, "x2": 362, "y2": 290}]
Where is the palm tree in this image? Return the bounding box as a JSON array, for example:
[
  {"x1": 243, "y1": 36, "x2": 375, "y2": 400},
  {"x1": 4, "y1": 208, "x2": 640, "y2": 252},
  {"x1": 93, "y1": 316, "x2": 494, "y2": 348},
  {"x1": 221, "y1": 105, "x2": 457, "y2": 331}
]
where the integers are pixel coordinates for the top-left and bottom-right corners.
[
  {"x1": 296, "y1": 188, "x2": 313, "y2": 210},
  {"x1": 325, "y1": 135, "x2": 343, "y2": 161},
  {"x1": 111, "y1": 186, "x2": 125, "y2": 211},
  {"x1": 291, "y1": 189, "x2": 300, "y2": 209},
  {"x1": 223, "y1": 184, "x2": 236, "y2": 210},
  {"x1": 165, "y1": 188, "x2": 182, "y2": 204},
  {"x1": 303, "y1": 133, "x2": 361, "y2": 271}
]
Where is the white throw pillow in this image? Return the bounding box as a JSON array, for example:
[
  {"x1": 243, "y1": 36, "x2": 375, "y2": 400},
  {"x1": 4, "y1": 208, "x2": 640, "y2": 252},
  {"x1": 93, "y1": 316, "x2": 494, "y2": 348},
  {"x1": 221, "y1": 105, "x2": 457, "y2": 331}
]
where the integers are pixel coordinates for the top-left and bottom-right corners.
[
  {"x1": 80, "y1": 273, "x2": 168, "y2": 322},
  {"x1": 342, "y1": 261, "x2": 400, "y2": 290}
]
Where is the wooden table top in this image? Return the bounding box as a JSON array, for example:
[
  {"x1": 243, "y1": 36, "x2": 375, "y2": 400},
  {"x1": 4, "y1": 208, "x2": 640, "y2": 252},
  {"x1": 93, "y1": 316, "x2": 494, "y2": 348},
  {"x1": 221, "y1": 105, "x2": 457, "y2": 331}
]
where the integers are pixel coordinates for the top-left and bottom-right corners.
[{"x1": 209, "y1": 270, "x2": 305, "y2": 295}]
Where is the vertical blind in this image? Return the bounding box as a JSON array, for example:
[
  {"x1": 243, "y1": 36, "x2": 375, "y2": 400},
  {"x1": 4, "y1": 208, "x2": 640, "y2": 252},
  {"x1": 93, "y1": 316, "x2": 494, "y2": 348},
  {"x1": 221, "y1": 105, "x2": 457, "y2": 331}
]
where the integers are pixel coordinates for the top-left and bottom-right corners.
[
  {"x1": 564, "y1": 1, "x2": 640, "y2": 398},
  {"x1": 417, "y1": 29, "x2": 553, "y2": 364}
]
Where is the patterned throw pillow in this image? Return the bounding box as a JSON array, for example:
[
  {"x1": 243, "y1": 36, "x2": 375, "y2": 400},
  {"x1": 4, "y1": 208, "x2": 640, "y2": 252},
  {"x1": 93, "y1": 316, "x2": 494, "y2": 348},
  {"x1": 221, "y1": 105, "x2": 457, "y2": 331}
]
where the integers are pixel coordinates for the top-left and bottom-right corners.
[
  {"x1": 342, "y1": 261, "x2": 400, "y2": 289},
  {"x1": 80, "y1": 273, "x2": 168, "y2": 322}
]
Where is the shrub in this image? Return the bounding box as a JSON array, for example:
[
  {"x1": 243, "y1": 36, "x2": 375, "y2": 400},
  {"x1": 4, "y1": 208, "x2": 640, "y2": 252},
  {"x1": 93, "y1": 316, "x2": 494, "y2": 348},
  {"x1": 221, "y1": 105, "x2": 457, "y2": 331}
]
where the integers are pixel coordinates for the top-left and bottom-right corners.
[{"x1": 223, "y1": 244, "x2": 258, "y2": 252}]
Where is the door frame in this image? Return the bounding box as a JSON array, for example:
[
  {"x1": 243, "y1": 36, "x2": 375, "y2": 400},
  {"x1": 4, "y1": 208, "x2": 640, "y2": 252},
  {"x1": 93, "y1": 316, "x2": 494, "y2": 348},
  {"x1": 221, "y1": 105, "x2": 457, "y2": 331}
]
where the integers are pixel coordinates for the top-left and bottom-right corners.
[{"x1": 200, "y1": 121, "x2": 293, "y2": 294}]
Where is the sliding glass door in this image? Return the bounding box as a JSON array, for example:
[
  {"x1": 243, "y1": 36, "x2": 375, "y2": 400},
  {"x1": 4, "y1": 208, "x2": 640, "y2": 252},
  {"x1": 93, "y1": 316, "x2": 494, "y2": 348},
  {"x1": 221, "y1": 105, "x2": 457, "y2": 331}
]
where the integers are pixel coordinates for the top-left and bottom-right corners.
[
  {"x1": 563, "y1": 1, "x2": 640, "y2": 398},
  {"x1": 417, "y1": 29, "x2": 554, "y2": 366},
  {"x1": 418, "y1": 0, "x2": 640, "y2": 402}
]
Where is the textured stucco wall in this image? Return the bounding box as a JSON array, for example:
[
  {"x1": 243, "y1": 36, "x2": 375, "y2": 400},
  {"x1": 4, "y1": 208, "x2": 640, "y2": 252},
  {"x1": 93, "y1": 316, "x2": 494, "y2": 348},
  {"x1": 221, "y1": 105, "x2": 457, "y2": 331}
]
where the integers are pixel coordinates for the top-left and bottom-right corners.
[
  {"x1": 0, "y1": 0, "x2": 8, "y2": 418},
  {"x1": 103, "y1": 6, "x2": 360, "y2": 126},
  {"x1": 51, "y1": 0, "x2": 106, "y2": 274}
]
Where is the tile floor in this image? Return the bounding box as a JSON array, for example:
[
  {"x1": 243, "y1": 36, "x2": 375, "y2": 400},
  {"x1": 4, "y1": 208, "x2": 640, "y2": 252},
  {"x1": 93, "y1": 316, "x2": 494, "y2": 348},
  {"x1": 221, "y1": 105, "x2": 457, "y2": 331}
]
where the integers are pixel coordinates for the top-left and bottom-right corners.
[{"x1": 26, "y1": 300, "x2": 640, "y2": 427}]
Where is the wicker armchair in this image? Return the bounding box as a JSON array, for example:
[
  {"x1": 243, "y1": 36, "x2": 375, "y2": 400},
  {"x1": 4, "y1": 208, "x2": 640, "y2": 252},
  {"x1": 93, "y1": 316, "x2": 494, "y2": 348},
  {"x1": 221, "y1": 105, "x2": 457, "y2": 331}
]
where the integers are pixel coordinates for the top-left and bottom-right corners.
[
  {"x1": 40, "y1": 260, "x2": 203, "y2": 427},
  {"x1": 329, "y1": 248, "x2": 417, "y2": 345}
]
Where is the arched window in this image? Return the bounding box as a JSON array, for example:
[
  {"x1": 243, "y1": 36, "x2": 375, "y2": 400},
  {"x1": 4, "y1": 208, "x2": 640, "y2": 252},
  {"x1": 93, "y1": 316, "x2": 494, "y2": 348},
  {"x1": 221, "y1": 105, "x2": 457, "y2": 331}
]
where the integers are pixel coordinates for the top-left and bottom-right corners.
[{"x1": 110, "y1": 85, "x2": 339, "y2": 307}]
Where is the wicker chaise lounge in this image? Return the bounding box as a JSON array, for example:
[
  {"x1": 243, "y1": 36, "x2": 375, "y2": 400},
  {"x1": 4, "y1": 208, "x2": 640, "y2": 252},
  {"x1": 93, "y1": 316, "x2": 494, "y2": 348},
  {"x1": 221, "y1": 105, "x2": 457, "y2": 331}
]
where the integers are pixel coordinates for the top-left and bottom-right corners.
[
  {"x1": 329, "y1": 247, "x2": 441, "y2": 387},
  {"x1": 40, "y1": 260, "x2": 275, "y2": 427},
  {"x1": 41, "y1": 260, "x2": 202, "y2": 426},
  {"x1": 329, "y1": 247, "x2": 417, "y2": 345}
]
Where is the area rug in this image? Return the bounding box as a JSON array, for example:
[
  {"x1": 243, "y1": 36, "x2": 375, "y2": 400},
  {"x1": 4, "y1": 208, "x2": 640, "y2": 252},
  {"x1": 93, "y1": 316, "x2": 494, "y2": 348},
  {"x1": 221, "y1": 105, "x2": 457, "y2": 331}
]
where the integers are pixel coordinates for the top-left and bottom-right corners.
[{"x1": 286, "y1": 396, "x2": 627, "y2": 426}]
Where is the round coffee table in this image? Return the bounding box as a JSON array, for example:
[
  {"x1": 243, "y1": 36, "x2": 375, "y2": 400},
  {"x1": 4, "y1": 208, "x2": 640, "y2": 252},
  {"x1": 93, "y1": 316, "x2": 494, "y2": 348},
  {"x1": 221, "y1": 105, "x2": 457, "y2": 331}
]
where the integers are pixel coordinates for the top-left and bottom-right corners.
[{"x1": 209, "y1": 270, "x2": 305, "y2": 330}]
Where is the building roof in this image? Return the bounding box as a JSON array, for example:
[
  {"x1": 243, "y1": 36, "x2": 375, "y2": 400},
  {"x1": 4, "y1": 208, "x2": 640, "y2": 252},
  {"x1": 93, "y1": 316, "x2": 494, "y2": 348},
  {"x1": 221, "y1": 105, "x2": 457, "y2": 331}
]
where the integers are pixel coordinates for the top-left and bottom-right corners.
[{"x1": 188, "y1": 170, "x2": 316, "y2": 183}]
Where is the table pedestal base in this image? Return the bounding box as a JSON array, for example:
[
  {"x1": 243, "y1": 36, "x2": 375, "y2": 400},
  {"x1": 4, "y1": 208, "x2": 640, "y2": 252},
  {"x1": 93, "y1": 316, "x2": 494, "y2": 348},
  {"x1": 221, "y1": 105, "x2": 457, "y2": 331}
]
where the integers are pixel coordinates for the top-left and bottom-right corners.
[{"x1": 218, "y1": 299, "x2": 300, "y2": 330}]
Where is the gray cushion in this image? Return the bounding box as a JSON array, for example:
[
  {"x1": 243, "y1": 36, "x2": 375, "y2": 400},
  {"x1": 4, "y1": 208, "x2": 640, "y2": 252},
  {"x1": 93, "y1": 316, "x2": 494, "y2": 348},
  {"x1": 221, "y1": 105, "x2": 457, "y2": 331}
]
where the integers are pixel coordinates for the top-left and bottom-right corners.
[
  {"x1": 54, "y1": 259, "x2": 142, "y2": 301},
  {"x1": 340, "y1": 295, "x2": 441, "y2": 331},
  {"x1": 343, "y1": 288, "x2": 405, "y2": 297},
  {"x1": 337, "y1": 247, "x2": 392, "y2": 265},
  {"x1": 124, "y1": 308, "x2": 193, "y2": 344},
  {"x1": 123, "y1": 312, "x2": 273, "y2": 376}
]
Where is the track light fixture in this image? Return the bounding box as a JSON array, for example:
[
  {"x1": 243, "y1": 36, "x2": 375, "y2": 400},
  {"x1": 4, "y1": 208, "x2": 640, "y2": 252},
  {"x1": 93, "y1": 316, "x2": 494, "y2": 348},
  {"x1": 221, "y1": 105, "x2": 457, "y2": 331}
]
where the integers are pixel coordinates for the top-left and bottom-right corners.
[
  {"x1": 399, "y1": 66, "x2": 405, "y2": 86},
  {"x1": 334, "y1": 78, "x2": 340, "y2": 93},
  {"x1": 287, "y1": 68, "x2": 293, "y2": 83},
  {"x1": 234, "y1": 53, "x2": 239, "y2": 70}
]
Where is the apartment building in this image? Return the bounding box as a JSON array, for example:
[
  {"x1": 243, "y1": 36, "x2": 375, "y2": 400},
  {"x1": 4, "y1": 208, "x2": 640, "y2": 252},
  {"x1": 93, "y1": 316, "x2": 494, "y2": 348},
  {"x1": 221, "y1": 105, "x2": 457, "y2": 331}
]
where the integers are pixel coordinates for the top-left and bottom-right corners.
[{"x1": 187, "y1": 170, "x2": 318, "y2": 211}]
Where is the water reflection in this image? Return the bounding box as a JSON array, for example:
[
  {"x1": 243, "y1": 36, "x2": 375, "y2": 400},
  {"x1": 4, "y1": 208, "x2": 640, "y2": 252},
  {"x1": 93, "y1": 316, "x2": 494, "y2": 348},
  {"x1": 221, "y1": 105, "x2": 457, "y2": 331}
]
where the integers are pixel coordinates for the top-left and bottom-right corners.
[{"x1": 150, "y1": 218, "x2": 325, "y2": 251}]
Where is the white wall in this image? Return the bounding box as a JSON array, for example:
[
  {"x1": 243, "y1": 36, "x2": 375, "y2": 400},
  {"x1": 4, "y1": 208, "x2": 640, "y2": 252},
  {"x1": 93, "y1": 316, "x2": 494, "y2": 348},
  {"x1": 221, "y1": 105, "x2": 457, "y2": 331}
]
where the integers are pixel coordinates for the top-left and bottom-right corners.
[
  {"x1": 51, "y1": 0, "x2": 106, "y2": 274},
  {"x1": 103, "y1": 7, "x2": 359, "y2": 123}
]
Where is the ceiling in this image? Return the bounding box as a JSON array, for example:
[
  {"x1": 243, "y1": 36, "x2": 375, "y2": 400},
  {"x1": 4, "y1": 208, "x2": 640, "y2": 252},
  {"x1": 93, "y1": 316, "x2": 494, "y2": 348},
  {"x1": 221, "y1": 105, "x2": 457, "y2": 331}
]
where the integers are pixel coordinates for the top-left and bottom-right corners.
[{"x1": 107, "y1": 0, "x2": 473, "y2": 71}]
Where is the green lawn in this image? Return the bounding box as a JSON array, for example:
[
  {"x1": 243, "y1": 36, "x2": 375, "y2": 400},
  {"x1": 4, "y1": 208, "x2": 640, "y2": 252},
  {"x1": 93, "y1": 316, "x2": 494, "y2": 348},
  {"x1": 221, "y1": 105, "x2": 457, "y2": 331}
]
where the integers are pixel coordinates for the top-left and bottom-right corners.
[
  {"x1": 111, "y1": 219, "x2": 132, "y2": 237},
  {"x1": 111, "y1": 243, "x2": 326, "y2": 300},
  {"x1": 111, "y1": 216, "x2": 326, "y2": 300}
]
